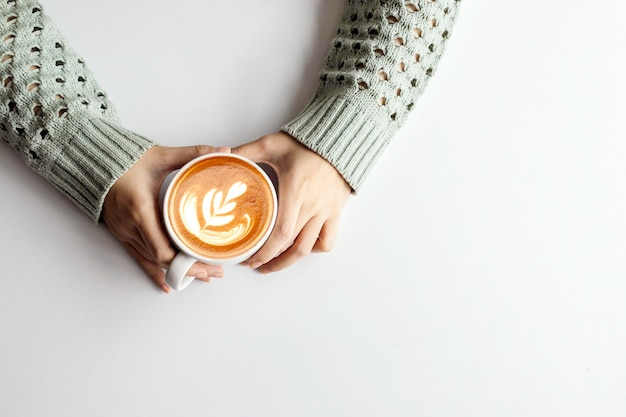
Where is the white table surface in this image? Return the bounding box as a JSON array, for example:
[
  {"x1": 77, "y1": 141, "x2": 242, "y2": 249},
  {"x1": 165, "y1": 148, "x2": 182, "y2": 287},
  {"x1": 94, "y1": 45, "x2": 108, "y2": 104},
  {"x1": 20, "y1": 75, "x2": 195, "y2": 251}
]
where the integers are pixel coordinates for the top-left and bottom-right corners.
[{"x1": 2, "y1": 1, "x2": 626, "y2": 416}]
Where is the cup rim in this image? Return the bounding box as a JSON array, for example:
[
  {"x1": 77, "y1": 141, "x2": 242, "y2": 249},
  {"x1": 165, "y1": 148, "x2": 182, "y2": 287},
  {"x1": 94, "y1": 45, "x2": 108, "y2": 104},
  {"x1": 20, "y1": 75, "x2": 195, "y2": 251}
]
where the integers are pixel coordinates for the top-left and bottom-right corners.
[{"x1": 162, "y1": 152, "x2": 278, "y2": 265}]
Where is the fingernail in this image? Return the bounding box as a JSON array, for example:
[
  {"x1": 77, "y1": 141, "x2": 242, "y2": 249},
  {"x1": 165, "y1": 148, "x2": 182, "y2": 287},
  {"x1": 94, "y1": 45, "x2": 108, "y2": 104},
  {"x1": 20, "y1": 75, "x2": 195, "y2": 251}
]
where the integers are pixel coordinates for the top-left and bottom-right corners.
[
  {"x1": 260, "y1": 267, "x2": 271, "y2": 274},
  {"x1": 161, "y1": 284, "x2": 171, "y2": 294},
  {"x1": 249, "y1": 261, "x2": 262, "y2": 269}
]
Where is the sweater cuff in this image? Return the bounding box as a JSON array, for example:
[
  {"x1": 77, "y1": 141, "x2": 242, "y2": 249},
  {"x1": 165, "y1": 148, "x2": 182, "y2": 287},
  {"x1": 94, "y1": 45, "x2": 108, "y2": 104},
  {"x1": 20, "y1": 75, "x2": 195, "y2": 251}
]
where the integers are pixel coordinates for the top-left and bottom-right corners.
[
  {"x1": 281, "y1": 93, "x2": 395, "y2": 192},
  {"x1": 46, "y1": 116, "x2": 155, "y2": 222}
]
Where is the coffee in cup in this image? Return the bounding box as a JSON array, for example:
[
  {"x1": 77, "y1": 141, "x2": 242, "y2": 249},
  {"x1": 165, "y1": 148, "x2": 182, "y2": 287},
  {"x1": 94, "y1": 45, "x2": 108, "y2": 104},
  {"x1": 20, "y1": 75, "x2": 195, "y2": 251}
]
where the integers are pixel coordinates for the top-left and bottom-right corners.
[{"x1": 160, "y1": 153, "x2": 277, "y2": 290}]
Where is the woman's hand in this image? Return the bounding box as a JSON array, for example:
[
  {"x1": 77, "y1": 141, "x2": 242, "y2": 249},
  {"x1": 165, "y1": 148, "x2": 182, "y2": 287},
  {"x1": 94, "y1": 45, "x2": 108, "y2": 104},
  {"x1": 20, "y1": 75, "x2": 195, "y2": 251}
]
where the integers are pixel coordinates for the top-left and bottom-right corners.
[
  {"x1": 102, "y1": 145, "x2": 229, "y2": 293},
  {"x1": 232, "y1": 132, "x2": 351, "y2": 273}
]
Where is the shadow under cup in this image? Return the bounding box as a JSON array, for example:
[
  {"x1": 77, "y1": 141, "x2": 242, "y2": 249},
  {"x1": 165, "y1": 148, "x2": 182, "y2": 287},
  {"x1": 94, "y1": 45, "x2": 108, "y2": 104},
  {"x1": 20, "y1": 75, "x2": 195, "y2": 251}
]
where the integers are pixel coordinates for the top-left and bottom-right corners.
[{"x1": 161, "y1": 153, "x2": 278, "y2": 291}]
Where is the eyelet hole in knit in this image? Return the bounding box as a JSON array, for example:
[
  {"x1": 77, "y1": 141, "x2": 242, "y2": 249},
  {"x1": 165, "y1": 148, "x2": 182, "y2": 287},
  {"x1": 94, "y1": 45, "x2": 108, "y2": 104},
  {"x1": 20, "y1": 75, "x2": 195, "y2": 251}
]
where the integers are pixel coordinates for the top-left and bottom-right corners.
[
  {"x1": 415, "y1": 53, "x2": 421, "y2": 62},
  {"x1": 396, "y1": 88, "x2": 403, "y2": 97},
  {"x1": 55, "y1": 93, "x2": 64, "y2": 101},
  {"x1": 27, "y1": 82, "x2": 40, "y2": 92},
  {"x1": 379, "y1": 97, "x2": 387, "y2": 106},
  {"x1": 393, "y1": 36, "x2": 404, "y2": 46},
  {"x1": 57, "y1": 108, "x2": 68, "y2": 118},
  {"x1": 413, "y1": 28, "x2": 423, "y2": 38},
  {"x1": 404, "y1": 2, "x2": 419, "y2": 12},
  {"x1": 30, "y1": 46, "x2": 41, "y2": 55},
  {"x1": 1, "y1": 53, "x2": 13, "y2": 63},
  {"x1": 3, "y1": 34, "x2": 15, "y2": 44},
  {"x1": 8, "y1": 101, "x2": 17, "y2": 112},
  {"x1": 377, "y1": 70, "x2": 388, "y2": 81},
  {"x1": 33, "y1": 105, "x2": 43, "y2": 117},
  {"x1": 386, "y1": 15, "x2": 399, "y2": 24},
  {"x1": 3, "y1": 76, "x2": 13, "y2": 87},
  {"x1": 29, "y1": 64, "x2": 40, "y2": 72},
  {"x1": 6, "y1": 14, "x2": 17, "y2": 23},
  {"x1": 373, "y1": 47, "x2": 385, "y2": 57},
  {"x1": 357, "y1": 79, "x2": 369, "y2": 90},
  {"x1": 397, "y1": 62, "x2": 406, "y2": 72},
  {"x1": 430, "y1": 18, "x2": 438, "y2": 28},
  {"x1": 39, "y1": 129, "x2": 49, "y2": 139},
  {"x1": 32, "y1": 26, "x2": 43, "y2": 35}
]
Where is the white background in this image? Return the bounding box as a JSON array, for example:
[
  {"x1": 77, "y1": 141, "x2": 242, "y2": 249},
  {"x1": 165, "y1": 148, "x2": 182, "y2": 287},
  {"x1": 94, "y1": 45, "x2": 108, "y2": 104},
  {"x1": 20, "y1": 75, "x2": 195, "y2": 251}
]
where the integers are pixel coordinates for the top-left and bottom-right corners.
[{"x1": 1, "y1": 1, "x2": 626, "y2": 416}]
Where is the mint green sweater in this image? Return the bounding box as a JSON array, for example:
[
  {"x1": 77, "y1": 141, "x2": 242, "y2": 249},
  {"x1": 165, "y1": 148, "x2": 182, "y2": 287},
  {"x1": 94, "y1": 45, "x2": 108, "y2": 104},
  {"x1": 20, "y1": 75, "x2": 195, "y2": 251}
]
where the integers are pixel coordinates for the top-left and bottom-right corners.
[{"x1": 0, "y1": 0, "x2": 460, "y2": 222}]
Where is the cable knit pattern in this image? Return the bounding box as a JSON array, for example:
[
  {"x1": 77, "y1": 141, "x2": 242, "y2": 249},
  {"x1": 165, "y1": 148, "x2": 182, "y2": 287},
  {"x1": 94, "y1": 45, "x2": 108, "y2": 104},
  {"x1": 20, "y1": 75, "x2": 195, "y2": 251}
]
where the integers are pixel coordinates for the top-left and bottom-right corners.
[
  {"x1": 283, "y1": 0, "x2": 460, "y2": 191},
  {"x1": 0, "y1": 0, "x2": 154, "y2": 221}
]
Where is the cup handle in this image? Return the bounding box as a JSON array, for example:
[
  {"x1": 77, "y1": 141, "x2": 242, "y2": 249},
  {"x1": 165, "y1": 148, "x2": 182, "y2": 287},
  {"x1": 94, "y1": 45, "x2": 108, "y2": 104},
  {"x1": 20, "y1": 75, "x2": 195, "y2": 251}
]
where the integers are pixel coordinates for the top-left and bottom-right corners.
[{"x1": 165, "y1": 252, "x2": 197, "y2": 291}]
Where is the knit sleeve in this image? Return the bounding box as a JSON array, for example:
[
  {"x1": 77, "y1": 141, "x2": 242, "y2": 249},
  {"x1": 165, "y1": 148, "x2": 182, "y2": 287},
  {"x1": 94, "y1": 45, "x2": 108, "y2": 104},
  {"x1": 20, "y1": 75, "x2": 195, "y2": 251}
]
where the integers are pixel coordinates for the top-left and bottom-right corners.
[
  {"x1": 0, "y1": 0, "x2": 155, "y2": 222},
  {"x1": 282, "y1": 0, "x2": 461, "y2": 191}
]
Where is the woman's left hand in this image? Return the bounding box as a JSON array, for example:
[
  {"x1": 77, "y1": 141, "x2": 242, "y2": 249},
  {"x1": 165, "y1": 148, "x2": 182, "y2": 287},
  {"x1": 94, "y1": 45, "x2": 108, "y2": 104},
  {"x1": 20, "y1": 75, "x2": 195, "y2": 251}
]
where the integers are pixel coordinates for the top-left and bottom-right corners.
[{"x1": 232, "y1": 131, "x2": 351, "y2": 273}]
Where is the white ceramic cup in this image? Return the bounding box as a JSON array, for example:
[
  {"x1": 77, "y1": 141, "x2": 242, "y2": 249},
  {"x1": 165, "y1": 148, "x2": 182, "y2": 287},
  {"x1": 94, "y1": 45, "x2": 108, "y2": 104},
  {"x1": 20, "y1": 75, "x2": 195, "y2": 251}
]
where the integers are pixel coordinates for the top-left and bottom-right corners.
[{"x1": 159, "y1": 153, "x2": 278, "y2": 291}]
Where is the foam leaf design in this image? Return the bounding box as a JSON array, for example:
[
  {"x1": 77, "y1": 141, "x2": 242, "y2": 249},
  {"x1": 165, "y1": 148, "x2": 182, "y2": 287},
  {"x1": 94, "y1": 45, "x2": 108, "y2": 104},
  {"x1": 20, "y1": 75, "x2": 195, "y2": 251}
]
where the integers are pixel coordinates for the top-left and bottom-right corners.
[
  {"x1": 181, "y1": 181, "x2": 252, "y2": 246},
  {"x1": 202, "y1": 181, "x2": 247, "y2": 228}
]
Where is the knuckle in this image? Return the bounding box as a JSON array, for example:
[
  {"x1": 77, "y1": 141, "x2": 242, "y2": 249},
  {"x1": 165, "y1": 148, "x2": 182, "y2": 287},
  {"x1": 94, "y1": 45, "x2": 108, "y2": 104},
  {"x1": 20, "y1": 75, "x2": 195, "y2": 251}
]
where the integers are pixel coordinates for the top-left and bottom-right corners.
[
  {"x1": 127, "y1": 196, "x2": 149, "y2": 215},
  {"x1": 293, "y1": 244, "x2": 310, "y2": 258},
  {"x1": 274, "y1": 223, "x2": 294, "y2": 242},
  {"x1": 193, "y1": 145, "x2": 214, "y2": 156},
  {"x1": 316, "y1": 238, "x2": 334, "y2": 253},
  {"x1": 153, "y1": 247, "x2": 174, "y2": 265},
  {"x1": 253, "y1": 135, "x2": 278, "y2": 156}
]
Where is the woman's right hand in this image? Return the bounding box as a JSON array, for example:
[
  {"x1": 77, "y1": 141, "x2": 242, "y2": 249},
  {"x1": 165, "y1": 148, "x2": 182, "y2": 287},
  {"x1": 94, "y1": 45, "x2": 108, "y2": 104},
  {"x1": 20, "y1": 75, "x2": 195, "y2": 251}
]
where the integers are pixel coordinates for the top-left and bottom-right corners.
[{"x1": 102, "y1": 145, "x2": 229, "y2": 293}]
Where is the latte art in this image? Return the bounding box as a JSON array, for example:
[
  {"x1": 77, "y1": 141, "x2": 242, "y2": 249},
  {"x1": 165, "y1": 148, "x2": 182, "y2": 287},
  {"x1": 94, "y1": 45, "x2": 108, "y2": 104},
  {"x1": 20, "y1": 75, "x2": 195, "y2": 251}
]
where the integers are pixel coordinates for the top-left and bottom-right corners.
[
  {"x1": 180, "y1": 182, "x2": 253, "y2": 247},
  {"x1": 165, "y1": 154, "x2": 276, "y2": 262}
]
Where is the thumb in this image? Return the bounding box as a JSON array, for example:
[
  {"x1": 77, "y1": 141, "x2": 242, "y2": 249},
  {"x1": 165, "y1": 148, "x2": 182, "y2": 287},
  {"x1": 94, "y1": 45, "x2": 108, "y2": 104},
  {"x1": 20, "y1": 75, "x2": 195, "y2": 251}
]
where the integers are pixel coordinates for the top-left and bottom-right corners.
[
  {"x1": 231, "y1": 139, "x2": 269, "y2": 163},
  {"x1": 163, "y1": 145, "x2": 230, "y2": 170}
]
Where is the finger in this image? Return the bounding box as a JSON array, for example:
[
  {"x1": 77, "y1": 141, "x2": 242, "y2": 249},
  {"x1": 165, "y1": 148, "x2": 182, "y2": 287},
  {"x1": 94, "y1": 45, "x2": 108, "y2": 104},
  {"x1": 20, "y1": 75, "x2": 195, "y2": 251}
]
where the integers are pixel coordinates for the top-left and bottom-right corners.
[
  {"x1": 123, "y1": 243, "x2": 170, "y2": 293},
  {"x1": 135, "y1": 205, "x2": 225, "y2": 280},
  {"x1": 162, "y1": 144, "x2": 220, "y2": 171},
  {"x1": 259, "y1": 217, "x2": 325, "y2": 273},
  {"x1": 187, "y1": 262, "x2": 225, "y2": 281},
  {"x1": 231, "y1": 140, "x2": 269, "y2": 162},
  {"x1": 128, "y1": 235, "x2": 154, "y2": 262},
  {"x1": 312, "y1": 218, "x2": 339, "y2": 253},
  {"x1": 247, "y1": 182, "x2": 303, "y2": 268},
  {"x1": 136, "y1": 212, "x2": 177, "y2": 268}
]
